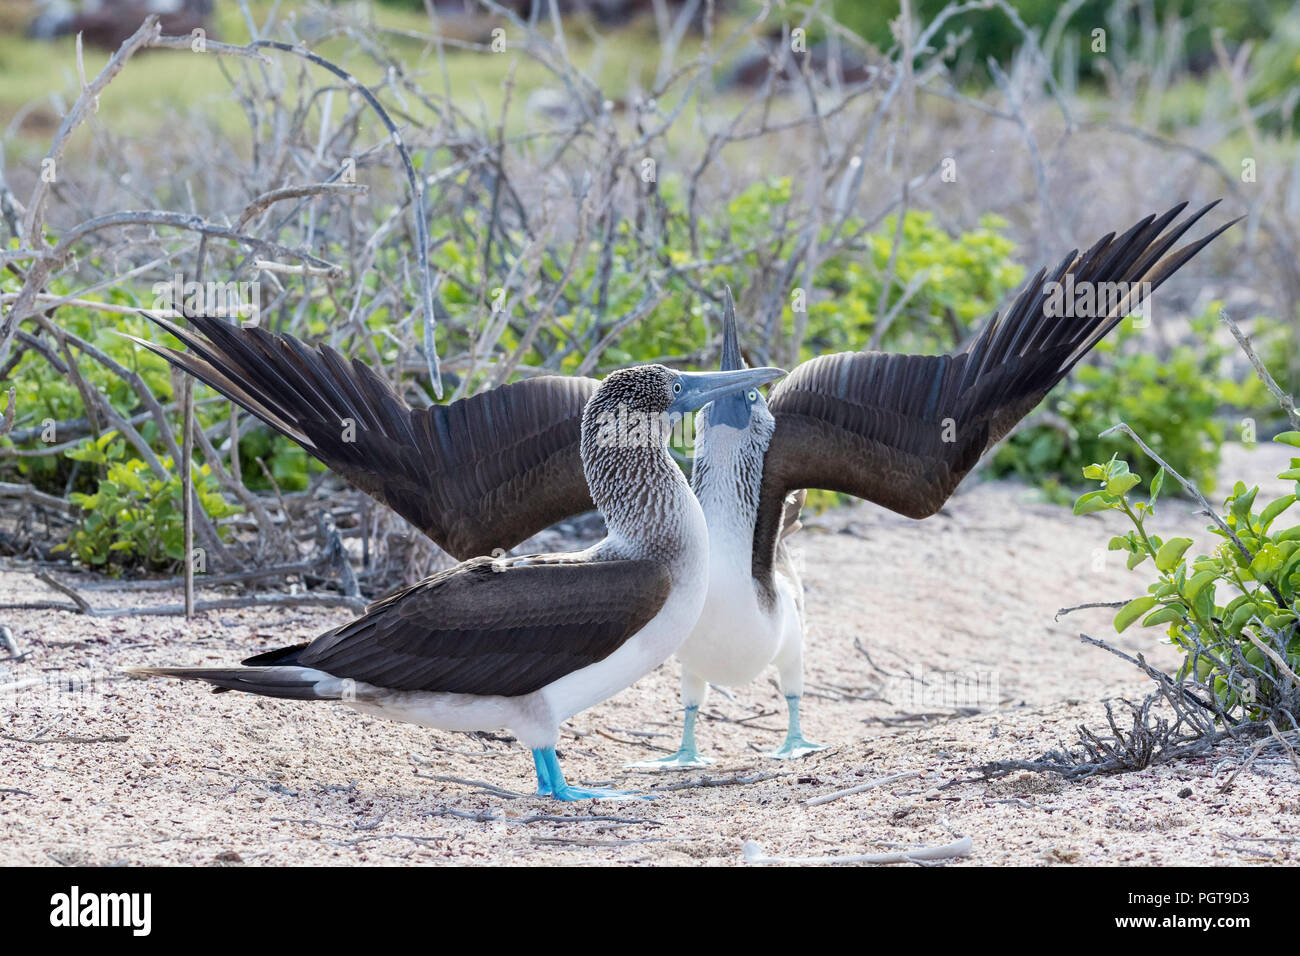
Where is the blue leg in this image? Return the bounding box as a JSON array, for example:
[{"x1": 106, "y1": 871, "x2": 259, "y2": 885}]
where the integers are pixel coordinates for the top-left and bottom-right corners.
[
  {"x1": 536, "y1": 748, "x2": 650, "y2": 801},
  {"x1": 532, "y1": 748, "x2": 554, "y2": 796},
  {"x1": 626, "y1": 705, "x2": 714, "y2": 769},
  {"x1": 764, "y1": 695, "x2": 829, "y2": 760}
]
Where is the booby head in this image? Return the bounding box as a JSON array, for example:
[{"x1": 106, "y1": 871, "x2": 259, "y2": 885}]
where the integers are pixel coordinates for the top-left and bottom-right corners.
[
  {"x1": 702, "y1": 286, "x2": 773, "y2": 433},
  {"x1": 582, "y1": 362, "x2": 785, "y2": 530},
  {"x1": 583, "y1": 361, "x2": 785, "y2": 455}
]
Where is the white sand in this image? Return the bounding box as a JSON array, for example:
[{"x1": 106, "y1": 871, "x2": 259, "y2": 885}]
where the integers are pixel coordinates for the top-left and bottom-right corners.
[{"x1": 0, "y1": 443, "x2": 1295, "y2": 865}]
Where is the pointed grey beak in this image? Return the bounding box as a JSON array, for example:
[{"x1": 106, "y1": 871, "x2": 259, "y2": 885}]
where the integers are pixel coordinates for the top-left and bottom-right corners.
[
  {"x1": 720, "y1": 286, "x2": 743, "y2": 372},
  {"x1": 668, "y1": 367, "x2": 785, "y2": 414}
]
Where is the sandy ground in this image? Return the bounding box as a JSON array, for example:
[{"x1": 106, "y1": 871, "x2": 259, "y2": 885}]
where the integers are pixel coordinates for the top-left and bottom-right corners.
[{"x1": 1, "y1": 442, "x2": 1297, "y2": 866}]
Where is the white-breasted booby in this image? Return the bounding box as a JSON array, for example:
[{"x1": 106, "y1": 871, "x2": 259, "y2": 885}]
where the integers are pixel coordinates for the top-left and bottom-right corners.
[
  {"x1": 128, "y1": 362, "x2": 786, "y2": 800},
  {"x1": 634, "y1": 201, "x2": 1238, "y2": 765}
]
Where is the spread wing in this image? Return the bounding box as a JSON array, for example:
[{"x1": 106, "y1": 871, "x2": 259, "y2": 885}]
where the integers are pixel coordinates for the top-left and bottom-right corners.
[
  {"x1": 127, "y1": 313, "x2": 597, "y2": 559},
  {"x1": 246, "y1": 556, "x2": 672, "y2": 697},
  {"x1": 752, "y1": 201, "x2": 1236, "y2": 584}
]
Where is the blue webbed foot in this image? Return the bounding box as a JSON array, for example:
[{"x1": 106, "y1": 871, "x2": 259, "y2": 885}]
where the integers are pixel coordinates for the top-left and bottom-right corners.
[
  {"x1": 763, "y1": 736, "x2": 829, "y2": 760},
  {"x1": 551, "y1": 784, "x2": 652, "y2": 801},
  {"x1": 624, "y1": 704, "x2": 712, "y2": 769},
  {"x1": 533, "y1": 747, "x2": 651, "y2": 801},
  {"x1": 763, "y1": 695, "x2": 828, "y2": 760}
]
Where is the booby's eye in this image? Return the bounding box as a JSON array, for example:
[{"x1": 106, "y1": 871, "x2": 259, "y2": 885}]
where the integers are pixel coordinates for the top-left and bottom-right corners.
[
  {"x1": 672, "y1": 381, "x2": 682, "y2": 394},
  {"x1": 746, "y1": 390, "x2": 758, "y2": 402}
]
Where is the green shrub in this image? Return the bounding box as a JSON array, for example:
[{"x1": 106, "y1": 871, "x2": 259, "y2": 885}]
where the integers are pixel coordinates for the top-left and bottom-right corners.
[
  {"x1": 432, "y1": 176, "x2": 1025, "y2": 377},
  {"x1": 0, "y1": 288, "x2": 313, "y2": 562},
  {"x1": 233, "y1": 425, "x2": 323, "y2": 493},
  {"x1": 805, "y1": 210, "x2": 1022, "y2": 356},
  {"x1": 1077, "y1": 448, "x2": 1300, "y2": 720},
  {"x1": 825, "y1": 0, "x2": 1291, "y2": 84},
  {"x1": 56, "y1": 433, "x2": 240, "y2": 571}
]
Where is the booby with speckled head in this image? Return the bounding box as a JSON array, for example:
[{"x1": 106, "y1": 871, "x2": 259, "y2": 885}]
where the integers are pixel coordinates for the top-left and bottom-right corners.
[{"x1": 128, "y1": 362, "x2": 785, "y2": 801}]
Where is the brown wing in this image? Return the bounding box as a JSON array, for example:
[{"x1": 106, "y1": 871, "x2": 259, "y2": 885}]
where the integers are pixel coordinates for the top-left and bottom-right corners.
[
  {"x1": 128, "y1": 313, "x2": 597, "y2": 559},
  {"x1": 752, "y1": 201, "x2": 1236, "y2": 584},
  {"x1": 244, "y1": 556, "x2": 672, "y2": 697}
]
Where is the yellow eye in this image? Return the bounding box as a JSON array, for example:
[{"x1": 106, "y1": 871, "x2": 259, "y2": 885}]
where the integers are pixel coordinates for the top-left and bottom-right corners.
[{"x1": 747, "y1": 390, "x2": 758, "y2": 402}]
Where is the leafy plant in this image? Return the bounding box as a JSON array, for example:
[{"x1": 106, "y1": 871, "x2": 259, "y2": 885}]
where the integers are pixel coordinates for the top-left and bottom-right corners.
[
  {"x1": 431, "y1": 177, "x2": 1025, "y2": 378},
  {"x1": 1076, "y1": 446, "x2": 1300, "y2": 720},
  {"x1": 57, "y1": 433, "x2": 240, "y2": 571}
]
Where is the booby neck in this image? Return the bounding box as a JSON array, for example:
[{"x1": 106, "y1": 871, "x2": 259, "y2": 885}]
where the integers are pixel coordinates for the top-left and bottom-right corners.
[
  {"x1": 692, "y1": 407, "x2": 771, "y2": 528},
  {"x1": 584, "y1": 427, "x2": 698, "y2": 563},
  {"x1": 580, "y1": 365, "x2": 783, "y2": 565},
  {"x1": 689, "y1": 286, "x2": 782, "y2": 602},
  {"x1": 691, "y1": 402, "x2": 778, "y2": 599}
]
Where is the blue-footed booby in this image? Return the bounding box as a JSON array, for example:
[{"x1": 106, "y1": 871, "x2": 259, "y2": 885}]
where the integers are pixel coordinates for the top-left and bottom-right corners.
[
  {"x1": 128, "y1": 362, "x2": 786, "y2": 800},
  {"x1": 629, "y1": 201, "x2": 1237, "y2": 766}
]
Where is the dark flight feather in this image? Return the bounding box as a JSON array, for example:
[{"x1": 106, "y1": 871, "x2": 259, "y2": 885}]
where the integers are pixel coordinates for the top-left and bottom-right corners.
[
  {"x1": 126, "y1": 313, "x2": 597, "y2": 559},
  {"x1": 751, "y1": 202, "x2": 1237, "y2": 587}
]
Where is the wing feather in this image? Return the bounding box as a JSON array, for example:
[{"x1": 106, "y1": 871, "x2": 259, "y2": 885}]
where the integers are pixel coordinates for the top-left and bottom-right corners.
[
  {"x1": 127, "y1": 313, "x2": 598, "y2": 559},
  {"x1": 245, "y1": 556, "x2": 672, "y2": 697},
  {"x1": 752, "y1": 202, "x2": 1236, "y2": 585}
]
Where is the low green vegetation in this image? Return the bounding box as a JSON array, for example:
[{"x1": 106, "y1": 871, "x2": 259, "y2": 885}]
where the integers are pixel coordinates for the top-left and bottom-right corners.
[
  {"x1": 1077, "y1": 442, "x2": 1300, "y2": 721},
  {"x1": 58, "y1": 433, "x2": 239, "y2": 570},
  {"x1": 0, "y1": 281, "x2": 313, "y2": 571},
  {"x1": 432, "y1": 176, "x2": 1024, "y2": 376}
]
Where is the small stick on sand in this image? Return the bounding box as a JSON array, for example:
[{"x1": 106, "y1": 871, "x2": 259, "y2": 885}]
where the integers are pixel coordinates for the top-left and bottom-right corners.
[
  {"x1": 742, "y1": 835, "x2": 972, "y2": 866},
  {"x1": 413, "y1": 771, "x2": 530, "y2": 800},
  {"x1": 0, "y1": 732, "x2": 128, "y2": 744},
  {"x1": 1267, "y1": 721, "x2": 1300, "y2": 774},
  {"x1": 804, "y1": 769, "x2": 924, "y2": 806},
  {"x1": 1054, "y1": 600, "x2": 1130, "y2": 621},
  {"x1": 647, "y1": 771, "x2": 783, "y2": 792},
  {"x1": 0, "y1": 625, "x2": 20, "y2": 660}
]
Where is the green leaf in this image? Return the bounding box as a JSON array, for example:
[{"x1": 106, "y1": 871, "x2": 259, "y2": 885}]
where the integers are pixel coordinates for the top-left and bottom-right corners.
[
  {"x1": 1192, "y1": 583, "x2": 1216, "y2": 622},
  {"x1": 1227, "y1": 602, "x2": 1260, "y2": 633},
  {"x1": 1148, "y1": 467, "x2": 1165, "y2": 503},
  {"x1": 1230, "y1": 485, "x2": 1259, "y2": 523},
  {"x1": 1183, "y1": 569, "x2": 1218, "y2": 602},
  {"x1": 1114, "y1": 596, "x2": 1157, "y2": 632},
  {"x1": 1142, "y1": 604, "x2": 1186, "y2": 627},
  {"x1": 1260, "y1": 494, "x2": 1296, "y2": 530},
  {"x1": 1273, "y1": 431, "x2": 1300, "y2": 448},
  {"x1": 1154, "y1": 537, "x2": 1193, "y2": 572},
  {"x1": 1250, "y1": 544, "x2": 1284, "y2": 582},
  {"x1": 1106, "y1": 472, "x2": 1142, "y2": 497},
  {"x1": 1073, "y1": 490, "x2": 1115, "y2": 515}
]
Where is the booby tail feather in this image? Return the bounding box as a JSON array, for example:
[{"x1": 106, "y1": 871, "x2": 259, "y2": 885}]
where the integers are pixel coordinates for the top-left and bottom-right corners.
[{"x1": 126, "y1": 664, "x2": 340, "y2": 701}]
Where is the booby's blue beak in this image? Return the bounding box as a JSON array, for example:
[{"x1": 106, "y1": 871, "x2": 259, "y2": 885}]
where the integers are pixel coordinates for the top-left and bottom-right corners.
[
  {"x1": 668, "y1": 366, "x2": 785, "y2": 415},
  {"x1": 707, "y1": 285, "x2": 760, "y2": 429}
]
